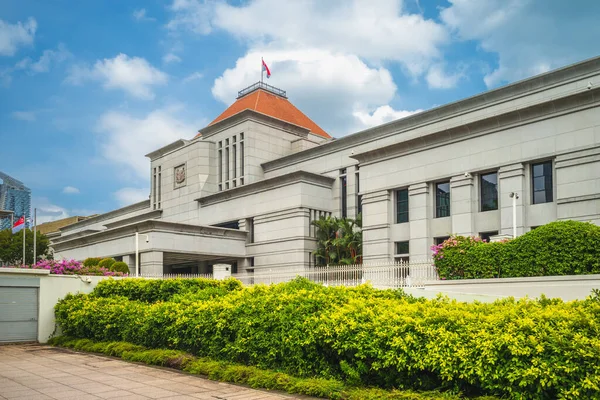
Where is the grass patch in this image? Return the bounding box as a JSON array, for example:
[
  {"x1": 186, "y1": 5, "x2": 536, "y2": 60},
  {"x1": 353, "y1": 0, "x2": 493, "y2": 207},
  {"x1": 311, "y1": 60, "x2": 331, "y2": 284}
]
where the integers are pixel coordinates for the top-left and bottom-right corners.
[{"x1": 48, "y1": 336, "x2": 496, "y2": 400}]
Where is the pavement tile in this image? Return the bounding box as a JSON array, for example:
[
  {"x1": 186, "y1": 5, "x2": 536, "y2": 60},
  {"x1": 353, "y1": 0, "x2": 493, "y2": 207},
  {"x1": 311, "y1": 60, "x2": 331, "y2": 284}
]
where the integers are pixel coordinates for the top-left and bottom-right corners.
[
  {"x1": 95, "y1": 389, "x2": 139, "y2": 399},
  {"x1": 130, "y1": 387, "x2": 181, "y2": 399}
]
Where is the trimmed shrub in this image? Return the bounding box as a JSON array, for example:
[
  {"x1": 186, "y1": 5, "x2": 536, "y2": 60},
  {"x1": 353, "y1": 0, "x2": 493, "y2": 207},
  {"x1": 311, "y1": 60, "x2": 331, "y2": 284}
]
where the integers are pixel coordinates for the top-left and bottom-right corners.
[
  {"x1": 110, "y1": 261, "x2": 130, "y2": 274},
  {"x1": 54, "y1": 278, "x2": 600, "y2": 399},
  {"x1": 49, "y1": 336, "x2": 482, "y2": 400},
  {"x1": 433, "y1": 220, "x2": 600, "y2": 279},
  {"x1": 92, "y1": 277, "x2": 243, "y2": 302},
  {"x1": 83, "y1": 257, "x2": 102, "y2": 267},
  {"x1": 98, "y1": 258, "x2": 116, "y2": 269}
]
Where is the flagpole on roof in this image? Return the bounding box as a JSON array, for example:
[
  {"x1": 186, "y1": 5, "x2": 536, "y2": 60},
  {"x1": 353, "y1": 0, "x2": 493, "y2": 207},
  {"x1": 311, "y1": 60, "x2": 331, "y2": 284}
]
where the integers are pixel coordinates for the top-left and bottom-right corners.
[{"x1": 261, "y1": 57, "x2": 263, "y2": 84}]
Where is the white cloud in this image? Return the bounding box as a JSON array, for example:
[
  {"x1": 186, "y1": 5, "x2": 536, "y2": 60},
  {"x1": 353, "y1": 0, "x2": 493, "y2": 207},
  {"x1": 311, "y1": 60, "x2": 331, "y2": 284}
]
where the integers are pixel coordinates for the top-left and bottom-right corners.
[
  {"x1": 0, "y1": 17, "x2": 37, "y2": 56},
  {"x1": 426, "y1": 63, "x2": 465, "y2": 89},
  {"x1": 353, "y1": 105, "x2": 423, "y2": 130},
  {"x1": 62, "y1": 186, "x2": 80, "y2": 194},
  {"x1": 114, "y1": 187, "x2": 149, "y2": 207},
  {"x1": 182, "y1": 71, "x2": 203, "y2": 83},
  {"x1": 11, "y1": 111, "x2": 36, "y2": 121},
  {"x1": 32, "y1": 197, "x2": 69, "y2": 224},
  {"x1": 170, "y1": 0, "x2": 448, "y2": 77},
  {"x1": 440, "y1": 0, "x2": 600, "y2": 87},
  {"x1": 96, "y1": 106, "x2": 199, "y2": 180},
  {"x1": 16, "y1": 43, "x2": 71, "y2": 74},
  {"x1": 167, "y1": 0, "x2": 215, "y2": 34},
  {"x1": 163, "y1": 53, "x2": 182, "y2": 63},
  {"x1": 133, "y1": 8, "x2": 156, "y2": 22},
  {"x1": 212, "y1": 48, "x2": 397, "y2": 136},
  {"x1": 66, "y1": 54, "x2": 168, "y2": 99}
]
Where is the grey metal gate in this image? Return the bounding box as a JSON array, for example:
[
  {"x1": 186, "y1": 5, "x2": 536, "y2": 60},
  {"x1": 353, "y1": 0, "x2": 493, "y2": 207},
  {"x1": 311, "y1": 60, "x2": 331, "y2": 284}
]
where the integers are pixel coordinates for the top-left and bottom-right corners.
[{"x1": 0, "y1": 287, "x2": 38, "y2": 342}]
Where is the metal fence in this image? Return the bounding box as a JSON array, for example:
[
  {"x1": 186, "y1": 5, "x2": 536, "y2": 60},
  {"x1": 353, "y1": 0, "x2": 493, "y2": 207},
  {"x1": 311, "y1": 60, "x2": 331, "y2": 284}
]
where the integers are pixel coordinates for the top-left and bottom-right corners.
[
  {"x1": 138, "y1": 260, "x2": 439, "y2": 289},
  {"x1": 232, "y1": 259, "x2": 438, "y2": 288}
]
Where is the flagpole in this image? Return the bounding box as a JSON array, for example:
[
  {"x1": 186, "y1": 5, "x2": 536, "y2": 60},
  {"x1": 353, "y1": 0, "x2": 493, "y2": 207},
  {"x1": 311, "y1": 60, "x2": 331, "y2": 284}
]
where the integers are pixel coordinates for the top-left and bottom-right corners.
[
  {"x1": 22, "y1": 215, "x2": 26, "y2": 265},
  {"x1": 33, "y1": 208, "x2": 37, "y2": 264},
  {"x1": 261, "y1": 57, "x2": 263, "y2": 84}
]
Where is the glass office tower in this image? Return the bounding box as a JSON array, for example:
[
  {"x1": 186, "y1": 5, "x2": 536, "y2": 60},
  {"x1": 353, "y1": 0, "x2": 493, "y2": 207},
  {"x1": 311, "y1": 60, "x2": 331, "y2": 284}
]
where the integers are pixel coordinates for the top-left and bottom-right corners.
[{"x1": 0, "y1": 172, "x2": 31, "y2": 230}]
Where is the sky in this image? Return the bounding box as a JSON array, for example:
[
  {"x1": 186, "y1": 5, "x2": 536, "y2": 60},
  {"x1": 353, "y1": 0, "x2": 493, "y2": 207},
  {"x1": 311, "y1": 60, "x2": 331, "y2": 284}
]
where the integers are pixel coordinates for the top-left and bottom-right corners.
[{"x1": 1, "y1": 0, "x2": 599, "y2": 223}]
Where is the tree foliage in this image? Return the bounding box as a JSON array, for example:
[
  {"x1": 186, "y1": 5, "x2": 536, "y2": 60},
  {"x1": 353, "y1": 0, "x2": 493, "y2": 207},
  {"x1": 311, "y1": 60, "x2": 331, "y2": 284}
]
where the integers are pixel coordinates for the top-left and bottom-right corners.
[
  {"x1": 0, "y1": 228, "x2": 52, "y2": 265},
  {"x1": 312, "y1": 214, "x2": 362, "y2": 265}
]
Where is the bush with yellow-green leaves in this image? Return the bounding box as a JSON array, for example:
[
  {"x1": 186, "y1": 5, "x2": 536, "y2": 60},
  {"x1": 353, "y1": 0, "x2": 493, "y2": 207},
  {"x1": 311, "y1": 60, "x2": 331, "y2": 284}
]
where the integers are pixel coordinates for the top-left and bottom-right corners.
[{"x1": 54, "y1": 278, "x2": 600, "y2": 399}]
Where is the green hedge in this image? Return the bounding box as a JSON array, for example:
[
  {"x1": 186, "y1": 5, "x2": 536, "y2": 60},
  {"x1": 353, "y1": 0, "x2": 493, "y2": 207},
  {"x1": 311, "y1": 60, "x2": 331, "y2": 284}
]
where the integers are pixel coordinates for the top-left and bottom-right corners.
[
  {"x1": 92, "y1": 277, "x2": 243, "y2": 302},
  {"x1": 82, "y1": 257, "x2": 102, "y2": 267},
  {"x1": 433, "y1": 221, "x2": 600, "y2": 279},
  {"x1": 54, "y1": 278, "x2": 600, "y2": 399},
  {"x1": 109, "y1": 261, "x2": 130, "y2": 274},
  {"x1": 98, "y1": 258, "x2": 116, "y2": 269},
  {"x1": 48, "y1": 336, "x2": 485, "y2": 400}
]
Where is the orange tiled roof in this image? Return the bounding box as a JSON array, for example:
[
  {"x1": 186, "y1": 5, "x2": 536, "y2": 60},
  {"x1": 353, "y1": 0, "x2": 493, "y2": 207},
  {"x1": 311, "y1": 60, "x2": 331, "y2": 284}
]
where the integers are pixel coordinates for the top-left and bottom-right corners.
[{"x1": 207, "y1": 89, "x2": 331, "y2": 139}]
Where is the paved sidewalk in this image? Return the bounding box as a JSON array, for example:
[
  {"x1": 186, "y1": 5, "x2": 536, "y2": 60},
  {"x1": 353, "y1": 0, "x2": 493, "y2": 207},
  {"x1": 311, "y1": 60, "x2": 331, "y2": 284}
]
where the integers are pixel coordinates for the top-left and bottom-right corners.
[{"x1": 0, "y1": 344, "x2": 315, "y2": 400}]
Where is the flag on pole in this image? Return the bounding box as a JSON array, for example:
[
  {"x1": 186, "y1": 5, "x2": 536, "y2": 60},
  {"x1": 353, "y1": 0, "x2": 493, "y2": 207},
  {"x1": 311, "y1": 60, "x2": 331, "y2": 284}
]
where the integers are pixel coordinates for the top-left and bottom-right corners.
[
  {"x1": 12, "y1": 216, "x2": 25, "y2": 234},
  {"x1": 262, "y1": 59, "x2": 271, "y2": 78}
]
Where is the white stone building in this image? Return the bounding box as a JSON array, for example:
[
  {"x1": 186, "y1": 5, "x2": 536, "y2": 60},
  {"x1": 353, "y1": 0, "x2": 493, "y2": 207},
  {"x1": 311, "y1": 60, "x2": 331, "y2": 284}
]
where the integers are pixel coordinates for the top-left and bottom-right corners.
[{"x1": 51, "y1": 58, "x2": 600, "y2": 275}]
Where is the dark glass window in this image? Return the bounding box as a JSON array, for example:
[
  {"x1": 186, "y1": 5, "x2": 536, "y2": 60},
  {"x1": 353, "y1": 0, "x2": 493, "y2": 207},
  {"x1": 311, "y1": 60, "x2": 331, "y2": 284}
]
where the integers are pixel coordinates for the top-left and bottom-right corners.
[
  {"x1": 435, "y1": 236, "x2": 450, "y2": 246},
  {"x1": 480, "y1": 231, "x2": 498, "y2": 243},
  {"x1": 532, "y1": 161, "x2": 553, "y2": 204},
  {"x1": 395, "y1": 241, "x2": 409, "y2": 255},
  {"x1": 480, "y1": 172, "x2": 498, "y2": 211},
  {"x1": 356, "y1": 172, "x2": 362, "y2": 215},
  {"x1": 435, "y1": 182, "x2": 450, "y2": 218},
  {"x1": 395, "y1": 189, "x2": 409, "y2": 223},
  {"x1": 341, "y1": 176, "x2": 347, "y2": 218}
]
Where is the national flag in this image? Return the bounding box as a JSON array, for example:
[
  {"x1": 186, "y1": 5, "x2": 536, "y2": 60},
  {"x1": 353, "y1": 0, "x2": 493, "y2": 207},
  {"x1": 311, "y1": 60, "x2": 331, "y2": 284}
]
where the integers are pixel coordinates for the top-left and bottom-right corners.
[
  {"x1": 262, "y1": 59, "x2": 271, "y2": 78},
  {"x1": 12, "y1": 216, "x2": 25, "y2": 234}
]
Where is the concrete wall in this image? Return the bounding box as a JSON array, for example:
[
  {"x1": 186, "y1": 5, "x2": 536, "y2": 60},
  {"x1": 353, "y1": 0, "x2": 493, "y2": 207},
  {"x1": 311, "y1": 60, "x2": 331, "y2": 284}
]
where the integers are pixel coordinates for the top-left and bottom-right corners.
[{"x1": 420, "y1": 274, "x2": 600, "y2": 301}]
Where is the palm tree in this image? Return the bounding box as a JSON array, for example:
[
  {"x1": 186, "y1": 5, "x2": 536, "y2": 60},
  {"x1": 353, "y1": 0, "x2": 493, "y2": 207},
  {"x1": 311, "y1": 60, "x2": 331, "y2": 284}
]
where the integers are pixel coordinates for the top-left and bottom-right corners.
[{"x1": 312, "y1": 214, "x2": 362, "y2": 266}]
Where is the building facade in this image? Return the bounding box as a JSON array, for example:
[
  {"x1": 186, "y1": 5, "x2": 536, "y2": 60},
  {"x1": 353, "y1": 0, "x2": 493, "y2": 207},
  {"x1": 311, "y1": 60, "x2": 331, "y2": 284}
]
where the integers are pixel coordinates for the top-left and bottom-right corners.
[
  {"x1": 51, "y1": 58, "x2": 600, "y2": 275},
  {"x1": 0, "y1": 172, "x2": 31, "y2": 230}
]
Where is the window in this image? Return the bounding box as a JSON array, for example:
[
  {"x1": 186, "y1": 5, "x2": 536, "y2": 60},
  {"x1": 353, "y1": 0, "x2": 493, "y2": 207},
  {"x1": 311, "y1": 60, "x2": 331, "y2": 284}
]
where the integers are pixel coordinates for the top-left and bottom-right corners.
[
  {"x1": 480, "y1": 231, "x2": 498, "y2": 243},
  {"x1": 355, "y1": 170, "x2": 362, "y2": 216},
  {"x1": 435, "y1": 182, "x2": 450, "y2": 218},
  {"x1": 532, "y1": 161, "x2": 553, "y2": 204},
  {"x1": 152, "y1": 167, "x2": 157, "y2": 209},
  {"x1": 240, "y1": 134, "x2": 245, "y2": 179},
  {"x1": 434, "y1": 236, "x2": 450, "y2": 246},
  {"x1": 480, "y1": 172, "x2": 498, "y2": 211},
  {"x1": 218, "y1": 149, "x2": 223, "y2": 188},
  {"x1": 225, "y1": 147, "x2": 230, "y2": 181},
  {"x1": 395, "y1": 189, "x2": 409, "y2": 223},
  {"x1": 233, "y1": 144, "x2": 237, "y2": 179},
  {"x1": 394, "y1": 241, "x2": 409, "y2": 263},
  {"x1": 340, "y1": 170, "x2": 347, "y2": 218},
  {"x1": 157, "y1": 166, "x2": 161, "y2": 208}
]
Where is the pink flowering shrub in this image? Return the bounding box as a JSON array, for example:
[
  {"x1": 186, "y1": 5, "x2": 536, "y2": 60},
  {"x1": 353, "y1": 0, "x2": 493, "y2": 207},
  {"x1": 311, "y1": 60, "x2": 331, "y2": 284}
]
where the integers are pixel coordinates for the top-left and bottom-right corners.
[
  {"x1": 432, "y1": 221, "x2": 600, "y2": 279},
  {"x1": 2, "y1": 259, "x2": 127, "y2": 277}
]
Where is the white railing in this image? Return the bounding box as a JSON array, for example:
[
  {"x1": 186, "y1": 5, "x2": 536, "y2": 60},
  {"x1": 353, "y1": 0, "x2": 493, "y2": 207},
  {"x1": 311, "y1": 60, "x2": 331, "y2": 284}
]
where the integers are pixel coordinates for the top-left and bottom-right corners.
[
  {"x1": 232, "y1": 259, "x2": 438, "y2": 289},
  {"x1": 135, "y1": 260, "x2": 439, "y2": 289},
  {"x1": 140, "y1": 273, "x2": 213, "y2": 279}
]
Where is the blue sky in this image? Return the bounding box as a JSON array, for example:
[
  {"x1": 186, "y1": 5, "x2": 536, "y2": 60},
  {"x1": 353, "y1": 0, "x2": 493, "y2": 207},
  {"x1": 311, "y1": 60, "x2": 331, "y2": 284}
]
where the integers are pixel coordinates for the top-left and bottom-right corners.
[{"x1": 1, "y1": 0, "x2": 599, "y2": 223}]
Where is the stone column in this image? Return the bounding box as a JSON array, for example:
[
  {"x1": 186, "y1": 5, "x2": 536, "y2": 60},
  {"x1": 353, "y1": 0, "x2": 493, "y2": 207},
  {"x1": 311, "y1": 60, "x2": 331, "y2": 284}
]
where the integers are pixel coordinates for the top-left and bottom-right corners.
[
  {"x1": 140, "y1": 251, "x2": 163, "y2": 276},
  {"x1": 408, "y1": 183, "x2": 430, "y2": 258},
  {"x1": 498, "y1": 163, "x2": 525, "y2": 237},
  {"x1": 450, "y1": 174, "x2": 475, "y2": 236},
  {"x1": 361, "y1": 189, "x2": 390, "y2": 263},
  {"x1": 213, "y1": 263, "x2": 232, "y2": 280}
]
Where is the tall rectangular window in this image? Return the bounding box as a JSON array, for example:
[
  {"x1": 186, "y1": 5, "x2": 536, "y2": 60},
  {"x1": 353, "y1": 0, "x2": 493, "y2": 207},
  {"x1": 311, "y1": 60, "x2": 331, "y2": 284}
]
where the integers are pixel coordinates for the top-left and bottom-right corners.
[
  {"x1": 233, "y1": 144, "x2": 237, "y2": 179},
  {"x1": 157, "y1": 166, "x2": 161, "y2": 208},
  {"x1": 355, "y1": 170, "x2": 362, "y2": 216},
  {"x1": 218, "y1": 150, "x2": 222, "y2": 190},
  {"x1": 340, "y1": 173, "x2": 347, "y2": 218},
  {"x1": 240, "y1": 135, "x2": 245, "y2": 179},
  {"x1": 435, "y1": 181, "x2": 450, "y2": 218},
  {"x1": 225, "y1": 147, "x2": 230, "y2": 181},
  {"x1": 152, "y1": 167, "x2": 157, "y2": 209},
  {"x1": 532, "y1": 161, "x2": 553, "y2": 204},
  {"x1": 480, "y1": 172, "x2": 498, "y2": 211},
  {"x1": 395, "y1": 189, "x2": 409, "y2": 223}
]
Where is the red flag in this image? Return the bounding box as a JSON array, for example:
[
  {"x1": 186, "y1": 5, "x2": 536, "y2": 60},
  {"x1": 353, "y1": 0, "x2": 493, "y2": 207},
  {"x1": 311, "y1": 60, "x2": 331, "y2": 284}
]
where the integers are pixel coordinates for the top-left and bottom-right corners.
[
  {"x1": 262, "y1": 59, "x2": 271, "y2": 78},
  {"x1": 12, "y1": 216, "x2": 25, "y2": 234}
]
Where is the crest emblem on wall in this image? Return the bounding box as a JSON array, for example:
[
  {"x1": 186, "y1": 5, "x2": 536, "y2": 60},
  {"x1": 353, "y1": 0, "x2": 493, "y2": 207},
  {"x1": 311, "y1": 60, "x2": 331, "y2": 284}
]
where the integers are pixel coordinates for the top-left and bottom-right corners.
[{"x1": 175, "y1": 164, "x2": 186, "y2": 187}]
